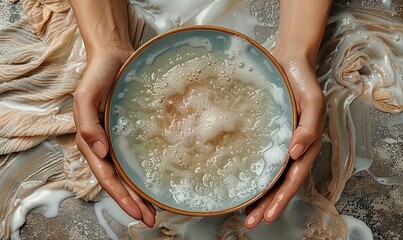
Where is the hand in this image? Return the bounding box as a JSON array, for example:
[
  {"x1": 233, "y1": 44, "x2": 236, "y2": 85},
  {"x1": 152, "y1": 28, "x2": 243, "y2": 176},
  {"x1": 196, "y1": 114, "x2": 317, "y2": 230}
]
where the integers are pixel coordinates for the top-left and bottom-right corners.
[
  {"x1": 73, "y1": 47, "x2": 156, "y2": 227},
  {"x1": 244, "y1": 48, "x2": 326, "y2": 228}
]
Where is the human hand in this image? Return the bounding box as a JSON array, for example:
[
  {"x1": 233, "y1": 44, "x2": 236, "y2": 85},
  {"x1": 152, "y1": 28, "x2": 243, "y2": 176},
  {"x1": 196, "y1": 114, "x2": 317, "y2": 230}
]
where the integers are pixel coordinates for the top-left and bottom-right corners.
[
  {"x1": 73, "y1": 47, "x2": 156, "y2": 227},
  {"x1": 244, "y1": 47, "x2": 326, "y2": 229}
]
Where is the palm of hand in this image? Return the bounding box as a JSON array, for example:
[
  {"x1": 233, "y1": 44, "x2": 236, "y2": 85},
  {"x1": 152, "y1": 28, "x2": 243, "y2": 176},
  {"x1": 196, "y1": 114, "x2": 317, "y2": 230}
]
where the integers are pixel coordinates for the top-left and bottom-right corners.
[
  {"x1": 244, "y1": 54, "x2": 325, "y2": 228},
  {"x1": 73, "y1": 50, "x2": 156, "y2": 227}
]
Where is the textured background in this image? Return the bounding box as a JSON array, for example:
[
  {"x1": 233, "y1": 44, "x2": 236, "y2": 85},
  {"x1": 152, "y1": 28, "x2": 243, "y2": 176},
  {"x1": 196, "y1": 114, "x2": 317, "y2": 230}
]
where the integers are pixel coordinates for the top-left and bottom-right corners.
[{"x1": 1, "y1": 0, "x2": 402, "y2": 239}]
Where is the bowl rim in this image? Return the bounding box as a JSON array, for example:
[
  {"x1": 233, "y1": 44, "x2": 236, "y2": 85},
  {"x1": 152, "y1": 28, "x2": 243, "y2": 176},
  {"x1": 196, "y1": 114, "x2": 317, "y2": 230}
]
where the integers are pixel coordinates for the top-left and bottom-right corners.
[{"x1": 105, "y1": 25, "x2": 297, "y2": 216}]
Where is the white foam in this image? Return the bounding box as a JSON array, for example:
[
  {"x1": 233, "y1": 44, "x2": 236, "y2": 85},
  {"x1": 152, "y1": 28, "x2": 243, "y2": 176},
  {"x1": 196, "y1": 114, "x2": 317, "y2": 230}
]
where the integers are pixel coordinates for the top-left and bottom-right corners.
[
  {"x1": 173, "y1": 36, "x2": 213, "y2": 51},
  {"x1": 11, "y1": 189, "x2": 74, "y2": 240},
  {"x1": 113, "y1": 32, "x2": 291, "y2": 211},
  {"x1": 169, "y1": 183, "x2": 225, "y2": 211},
  {"x1": 342, "y1": 215, "x2": 373, "y2": 240},
  {"x1": 94, "y1": 191, "x2": 137, "y2": 240},
  {"x1": 196, "y1": 109, "x2": 239, "y2": 143}
]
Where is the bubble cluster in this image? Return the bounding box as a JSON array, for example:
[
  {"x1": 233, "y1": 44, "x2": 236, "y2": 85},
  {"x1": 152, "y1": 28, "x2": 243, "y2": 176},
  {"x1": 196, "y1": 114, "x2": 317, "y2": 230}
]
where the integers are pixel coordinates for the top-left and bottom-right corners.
[{"x1": 112, "y1": 36, "x2": 292, "y2": 210}]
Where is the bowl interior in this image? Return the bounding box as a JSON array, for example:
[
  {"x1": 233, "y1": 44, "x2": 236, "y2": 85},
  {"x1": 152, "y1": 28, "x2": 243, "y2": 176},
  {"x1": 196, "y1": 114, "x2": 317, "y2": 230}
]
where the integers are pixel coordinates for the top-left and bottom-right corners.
[{"x1": 106, "y1": 26, "x2": 296, "y2": 216}]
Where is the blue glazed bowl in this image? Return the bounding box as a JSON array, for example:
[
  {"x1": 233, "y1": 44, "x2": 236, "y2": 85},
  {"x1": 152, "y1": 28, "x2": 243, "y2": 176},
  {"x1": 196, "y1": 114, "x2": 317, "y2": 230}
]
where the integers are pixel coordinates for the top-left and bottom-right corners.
[{"x1": 105, "y1": 26, "x2": 296, "y2": 216}]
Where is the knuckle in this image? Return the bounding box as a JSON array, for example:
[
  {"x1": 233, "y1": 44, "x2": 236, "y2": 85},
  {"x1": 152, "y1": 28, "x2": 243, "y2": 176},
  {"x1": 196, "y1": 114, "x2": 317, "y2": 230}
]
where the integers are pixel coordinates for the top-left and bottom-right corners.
[
  {"x1": 299, "y1": 127, "x2": 319, "y2": 142},
  {"x1": 103, "y1": 175, "x2": 120, "y2": 187},
  {"x1": 79, "y1": 124, "x2": 95, "y2": 140},
  {"x1": 274, "y1": 197, "x2": 286, "y2": 206},
  {"x1": 75, "y1": 134, "x2": 84, "y2": 152},
  {"x1": 309, "y1": 91, "x2": 326, "y2": 107},
  {"x1": 308, "y1": 130, "x2": 320, "y2": 141},
  {"x1": 305, "y1": 86, "x2": 324, "y2": 100}
]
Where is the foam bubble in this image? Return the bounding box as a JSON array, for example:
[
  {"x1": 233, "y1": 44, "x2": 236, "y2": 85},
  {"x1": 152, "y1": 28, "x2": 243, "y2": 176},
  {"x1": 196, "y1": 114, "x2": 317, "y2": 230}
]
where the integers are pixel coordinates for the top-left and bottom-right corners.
[
  {"x1": 173, "y1": 36, "x2": 213, "y2": 51},
  {"x1": 342, "y1": 215, "x2": 373, "y2": 240},
  {"x1": 112, "y1": 34, "x2": 292, "y2": 211}
]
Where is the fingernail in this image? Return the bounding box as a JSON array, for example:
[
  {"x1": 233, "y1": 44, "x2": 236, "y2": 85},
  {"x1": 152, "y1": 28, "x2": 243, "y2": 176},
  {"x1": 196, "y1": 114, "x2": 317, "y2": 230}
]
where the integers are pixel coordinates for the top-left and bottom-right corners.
[
  {"x1": 290, "y1": 144, "x2": 304, "y2": 160},
  {"x1": 266, "y1": 207, "x2": 276, "y2": 219},
  {"x1": 247, "y1": 216, "x2": 256, "y2": 226},
  {"x1": 264, "y1": 207, "x2": 276, "y2": 224},
  {"x1": 93, "y1": 141, "x2": 107, "y2": 158}
]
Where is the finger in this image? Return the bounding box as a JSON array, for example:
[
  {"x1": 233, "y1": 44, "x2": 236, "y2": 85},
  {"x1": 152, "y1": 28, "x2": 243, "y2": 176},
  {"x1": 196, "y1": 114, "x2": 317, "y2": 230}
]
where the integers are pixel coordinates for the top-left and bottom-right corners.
[
  {"x1": 244, "y1": 191, "x2": 275, "y2": 229},
  {"x1": 264, "y1": 138, "x2": 322, "y2": 223},
  {"x1": 76, "y1": 132, "x2": 143, "y2": 220},
  {"x1": 289, "y1": 94, "x2": 325, "y2": 160},
  {"x1": 73, "y1": 85, "x2": 109, "y2": 159},
  {"x1": 243, "y1": 126, "x2": 323, "y2": 229},
  {"x1": 121, "y1": 180, "x2": 156, "y2": 227}
]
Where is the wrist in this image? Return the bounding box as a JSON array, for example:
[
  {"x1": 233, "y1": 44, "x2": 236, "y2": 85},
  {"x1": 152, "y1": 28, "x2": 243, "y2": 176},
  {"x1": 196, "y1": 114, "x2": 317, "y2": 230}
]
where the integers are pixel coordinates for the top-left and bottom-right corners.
[
  {"x1": 83, "y1": 29, "x2": 134, "y2": 59},
  {"x1": 272, "y1": 41, "x2": 318, "y2": 69},
  {"x1": 71, "y1": 0, "x2": 132, "y2": 61},
  {"x1": 87, "y1": 44, "x2": 134, "y2": 65}
]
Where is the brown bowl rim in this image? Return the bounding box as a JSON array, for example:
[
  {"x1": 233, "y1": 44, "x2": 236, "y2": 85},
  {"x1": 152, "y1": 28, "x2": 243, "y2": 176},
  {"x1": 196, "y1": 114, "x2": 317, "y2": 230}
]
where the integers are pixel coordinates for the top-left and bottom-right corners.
[{"x1": 105, "y1": 25, "x2": 297, "y2": 217}]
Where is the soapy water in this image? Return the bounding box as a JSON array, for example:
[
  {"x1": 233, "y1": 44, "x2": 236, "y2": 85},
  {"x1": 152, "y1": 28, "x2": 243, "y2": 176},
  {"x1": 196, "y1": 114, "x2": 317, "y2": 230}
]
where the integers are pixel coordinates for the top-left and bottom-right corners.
[
  {"x1": 94, "y1": 191, "x2": 137, "y2": 240},
  {"x1": 110, "y1": 34, "x2": 292, "y2": 211},
  {"x1": 387, "y1": 112, "x2": 403, "y2": 136},
  {"x1": 10, "y1": 189, "x2": 75, "y2": 240},
  {"x1": 115, "y1": 0, "x2": 401, "y2": 239},
  {"x1": 342, "y1": 215, "x2": 374, "y2": 240},
  {"x1": 1, "y1": 0, "x2": 402, "y2": 239},
  {"x1": 131, "y1": 0, "x2": 265, "y2": 39},
  {"x1": 354, "y1": 155, "x2": 403, "y2": 185}
]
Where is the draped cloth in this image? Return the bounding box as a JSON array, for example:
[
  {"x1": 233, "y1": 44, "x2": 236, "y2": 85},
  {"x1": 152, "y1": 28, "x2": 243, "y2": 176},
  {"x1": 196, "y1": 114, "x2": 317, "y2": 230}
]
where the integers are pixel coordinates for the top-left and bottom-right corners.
[
  {"x1": 0, "y1": 0, "x2": 80, "y2": 155},
  {"x1": 2, "y1": 0, "x2": 401, "y2": 239},
  {"x1": 0, "y1": 1, "x2": 145, "y2": 238},
  {"x1": 0, "y1": 0, "x2": 145, "y2": 155}
]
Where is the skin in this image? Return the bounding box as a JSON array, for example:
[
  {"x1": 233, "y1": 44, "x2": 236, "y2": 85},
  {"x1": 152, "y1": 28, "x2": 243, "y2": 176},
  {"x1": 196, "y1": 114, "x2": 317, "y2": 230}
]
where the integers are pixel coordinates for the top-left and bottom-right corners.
[
  {"x1": 70, "y1": 0, "x2": 331, "y2": 229},
  {"x1": 244, "y1": 0, "x2": 331, "y2": 228},
  {"x1": 70, "y1": 0, "x2": 156, "y2": 227}
]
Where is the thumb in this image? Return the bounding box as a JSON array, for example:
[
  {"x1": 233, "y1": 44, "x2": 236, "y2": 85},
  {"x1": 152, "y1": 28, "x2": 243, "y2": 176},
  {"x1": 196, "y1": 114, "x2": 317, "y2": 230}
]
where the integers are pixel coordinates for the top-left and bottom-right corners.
[
  {"x1": 73, "y1": 88, "x2": 109, "y2": 159},
  {"x1": 289, "y1": 93, "x2": 325, "y2": 160}
]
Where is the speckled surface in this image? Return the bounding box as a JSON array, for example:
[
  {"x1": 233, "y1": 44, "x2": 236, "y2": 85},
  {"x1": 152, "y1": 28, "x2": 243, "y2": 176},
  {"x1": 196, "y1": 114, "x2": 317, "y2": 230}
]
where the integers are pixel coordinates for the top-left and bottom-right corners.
[
  {"x1": 335, "y1": 99, "x2": 403, "y2": 240},
  {"x1": 0, "y1": 0, "x2": 21, "y2": 25},
  {"x1": 1, "y1": 0, "x2": 402, "y2": 239},
  {"x1": 19, "y1": 198, "x2": 129, "y2": 240}
]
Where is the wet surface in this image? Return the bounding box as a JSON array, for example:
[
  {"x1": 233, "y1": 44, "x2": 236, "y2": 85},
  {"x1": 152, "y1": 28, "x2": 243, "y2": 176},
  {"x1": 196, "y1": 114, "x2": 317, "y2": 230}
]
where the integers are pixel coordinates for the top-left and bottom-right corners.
[
  {"x1": 0, "y1": 0, "x2": 402, "y2": 239},
  {"x1": 19, "y1": 198, "x2": 127, "y2": 240},
  {"x1": 336, "y1": 99, "x2": 403, "y2": 239}
]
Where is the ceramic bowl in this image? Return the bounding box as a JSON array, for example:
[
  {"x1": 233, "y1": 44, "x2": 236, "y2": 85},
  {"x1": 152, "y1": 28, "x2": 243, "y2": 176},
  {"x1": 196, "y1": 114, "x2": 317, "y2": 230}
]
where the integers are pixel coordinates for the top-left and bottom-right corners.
[{"x1": 105, "y1": 26, "x2": 296, "y2": 216}]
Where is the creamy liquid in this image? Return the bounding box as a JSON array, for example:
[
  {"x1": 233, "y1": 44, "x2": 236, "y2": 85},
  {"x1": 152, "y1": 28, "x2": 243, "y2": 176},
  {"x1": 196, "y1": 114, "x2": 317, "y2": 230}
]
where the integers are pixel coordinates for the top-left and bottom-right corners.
[
  {"x1": 111, "y1": 35, "x2": 291, "y2": 211},
  {"x1": 2, "y1": 0, "x2": 402, "y2": 239},
  {"x1": 130, "y1": 0, "x2": 266, "y2": 39}
]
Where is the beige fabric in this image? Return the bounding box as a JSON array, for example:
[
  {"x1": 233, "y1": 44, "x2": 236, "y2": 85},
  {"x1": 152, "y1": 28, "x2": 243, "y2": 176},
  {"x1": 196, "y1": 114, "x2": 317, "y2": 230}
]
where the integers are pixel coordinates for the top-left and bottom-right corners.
[
  {"x1": 332, "y1": 13, "x2": 403, "y2": 114},
  {"x1": 0, "y1": 1, "x2": 147, "y2": 238},
  {"x1": 0, "y1": 0, "x2": 81, "y2": 155},
  {"x1": 5, "y1": 1, "x2": 401, "y2": 239},
  {"x1": 0, "y1": 0, "x2": 347, "y2": 239}
]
